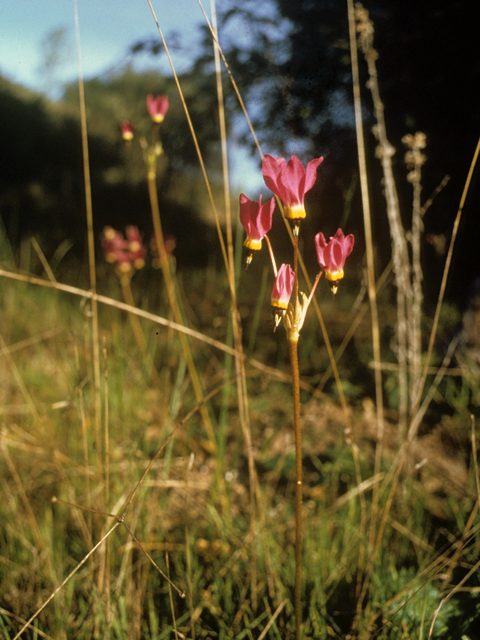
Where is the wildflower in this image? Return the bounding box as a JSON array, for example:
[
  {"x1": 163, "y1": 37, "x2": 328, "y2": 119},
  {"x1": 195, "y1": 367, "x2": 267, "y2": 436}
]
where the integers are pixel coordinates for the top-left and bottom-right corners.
[
  {"x1": 262, "y1": 154, "x2": 323, "y2": 234},
  {"x1": 102, "y1": 226, "x2": 127, "y2": 264},
  {"x1": 271, "y1": 263, "x2": 295, "y2": 329},
  {"x1": 146, "y1": 94, "x2": 169, "y2": 123},
  {"x1": 239, "y1": 193, "x2": 275, "y2": 267},
  {"x1": 314, "y1": 229, "x2": 354, "y2": 294},
  {"x1": 125, "y1": 226, "x2": 146, "y2": 269},
  {"x1": 101, "y1": 226, "x2": 146, "y2": 275},
  {"x1": 121, "y1": 121, "x2": 134, "y2": 142}
]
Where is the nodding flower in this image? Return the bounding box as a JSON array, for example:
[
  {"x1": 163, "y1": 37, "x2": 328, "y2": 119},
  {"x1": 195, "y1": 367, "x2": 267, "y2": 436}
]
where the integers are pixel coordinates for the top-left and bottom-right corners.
[
  {"x1": 239, "y1": 193, "x2": 275, "y2": 267},
  {"x1": 121, "y1": 121, "x2": 134, "y2": 142},
  {"x1": 271, "y1": 263, "x2": 295, "y2": 329},
  {"x1": 146, "y1": 94, "x2": 169, "y2": 123},
  {"x1": 262, "y1": 154, "x2": 323, "y2": 234},
  {"x1": 314, "y1": 229, "x2": 354, "y2": 294}
]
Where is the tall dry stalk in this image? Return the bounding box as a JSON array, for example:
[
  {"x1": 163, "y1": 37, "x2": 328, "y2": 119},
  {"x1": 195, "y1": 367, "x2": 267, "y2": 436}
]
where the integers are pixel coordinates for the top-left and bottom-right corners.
[
  {"x1": 403, "y1": 132, "x2": 427, "y2": 406},
  {"x1": 355, "y1": 3, "x2": 412, "y2": 434},
  {"x1": 74, "y1": 1, "x2": 110, "y2": 611},
  {"x1": 209, "y1": 0, "x2": 259, "y2": 608},
  {"x1": 361, "y1": 137, "x2": 480, "y2": 631},
  {"x1": 73, "y1": 0, "x2": 103, "y2": 480},
  {"x1": 347, "y1": 0, "x2": 384, "y2": 623}
]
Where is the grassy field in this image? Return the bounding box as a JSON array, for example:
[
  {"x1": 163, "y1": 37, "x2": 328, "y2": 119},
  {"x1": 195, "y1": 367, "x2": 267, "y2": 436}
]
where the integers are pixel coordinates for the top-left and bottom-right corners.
[{"x1": 1, "y1": 245, "x2": 480, "y2": 639}]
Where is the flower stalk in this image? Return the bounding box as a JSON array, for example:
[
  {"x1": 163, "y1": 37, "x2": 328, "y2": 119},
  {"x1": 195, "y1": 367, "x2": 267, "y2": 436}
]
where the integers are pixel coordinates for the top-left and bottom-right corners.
[
  {"x1": 289, "y1": 325, "x2": 302, "y2": 639},
  {"x1": 241, "y1": 153, "x2": 354, "y2": 638},
  {"x1": 290, "y1": 234, "x2": 303, "y2": 640}
]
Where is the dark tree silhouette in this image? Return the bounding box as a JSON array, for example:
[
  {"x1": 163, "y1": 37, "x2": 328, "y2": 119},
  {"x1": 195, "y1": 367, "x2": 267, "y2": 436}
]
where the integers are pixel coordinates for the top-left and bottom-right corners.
[{"x1": 203, "y1": 0, "x2": 480, "y2": 299}]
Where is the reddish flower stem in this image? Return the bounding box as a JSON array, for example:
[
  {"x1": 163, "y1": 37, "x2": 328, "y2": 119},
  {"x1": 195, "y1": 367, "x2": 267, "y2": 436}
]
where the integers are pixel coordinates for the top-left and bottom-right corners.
[
  {"x1": 289, "y1": 333, "x2": 302, "y2": 640},
  {"x1": 289, "y1": 234, "x2": 303, "y2": 640}
]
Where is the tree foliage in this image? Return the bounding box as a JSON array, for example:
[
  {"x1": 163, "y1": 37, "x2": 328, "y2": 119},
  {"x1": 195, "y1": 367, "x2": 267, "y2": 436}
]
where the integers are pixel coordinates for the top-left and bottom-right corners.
[
  {"x1": 0, "y1": 67, "x2": 224, "y2": 267},
  {"x1": 213, "y1": 0, "x2": 478, "y2": 167},
  {"x1": 205, "y1": 0, "x2": 479, "y2": 296}
]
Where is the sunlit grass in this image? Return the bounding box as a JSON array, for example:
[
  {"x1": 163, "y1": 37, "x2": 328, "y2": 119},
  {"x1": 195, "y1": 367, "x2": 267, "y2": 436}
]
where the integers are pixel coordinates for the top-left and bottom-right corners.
[{"x1": 2, "y1": 261, "x2": 480, "y2": 638}]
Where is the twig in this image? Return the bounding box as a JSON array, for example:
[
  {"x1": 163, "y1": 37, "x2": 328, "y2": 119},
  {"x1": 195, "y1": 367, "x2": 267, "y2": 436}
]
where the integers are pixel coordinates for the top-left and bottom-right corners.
[{"x1": 355, "y1": 2, "x2": 411, "y2": 433}]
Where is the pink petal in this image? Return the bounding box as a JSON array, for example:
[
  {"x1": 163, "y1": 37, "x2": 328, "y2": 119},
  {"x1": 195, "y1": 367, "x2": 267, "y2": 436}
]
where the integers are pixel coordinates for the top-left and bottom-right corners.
[
  {"x1": 304, "y1": 157, "x2": 324, "y2": 193},
  {"x1": 283, "y1": 156, "x2": 307, "y2": 203},
  {"x1": 314, "y1": 232, "x2": 328, "y2": 267},
  {"x1": 326, "y1": 239, "x2": 344, "y2": 271},
  {"x1": 256, "y1": 197, "x2": 275, "y2": 236},
  {"x1": 239, "y1": 193, "x2": 254, "y2": 233},
  {"x1": 272, "y1": 263, "x2": 294, "y2": 305},
  {"x1": 262, "y1": 155, "x2": 286, "y2": 199},
  {"x1": 343, "y1": 234, "x2": 355, "y2": 257}
]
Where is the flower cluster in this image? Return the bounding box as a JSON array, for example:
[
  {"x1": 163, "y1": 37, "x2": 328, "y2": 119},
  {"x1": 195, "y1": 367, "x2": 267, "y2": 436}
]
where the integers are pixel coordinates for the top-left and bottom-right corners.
[
  {"x1": 101, "y1": 226, "x2": 146, "y2": 275},
  {"x1": 402, "y1": 131, "x2": 427, "y2": 184},
  {"x1": 239, "y1": 154, "x2": 355, "y2": 332},
  {"x1": 102, "y1": 226, "x2": 176, "y2": 277}
]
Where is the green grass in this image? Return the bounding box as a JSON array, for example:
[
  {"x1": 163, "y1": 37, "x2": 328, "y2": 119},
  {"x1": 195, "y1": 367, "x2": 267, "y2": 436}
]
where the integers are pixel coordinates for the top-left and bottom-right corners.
[{"x1": 1, "y1": 266, "x2": 480, "y2": 639}]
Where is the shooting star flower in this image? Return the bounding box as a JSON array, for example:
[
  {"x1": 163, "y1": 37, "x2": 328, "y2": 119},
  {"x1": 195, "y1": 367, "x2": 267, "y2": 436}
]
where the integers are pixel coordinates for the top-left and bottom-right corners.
[
  {"x1": 239, "y1": 193, "x2": 275, "y2": 267},
  {"x1": 315, "y1": 229, "x2": 354, "y2": 294},
  {"x1": 271, "y1": 263, "x2": 295, "y2": 329},
  {"x1": 146, "y1": 94, "x2": 169, "y2": 123},
  {"x1": 262, "y1": 154, "x2": 323, "y2": 234}
]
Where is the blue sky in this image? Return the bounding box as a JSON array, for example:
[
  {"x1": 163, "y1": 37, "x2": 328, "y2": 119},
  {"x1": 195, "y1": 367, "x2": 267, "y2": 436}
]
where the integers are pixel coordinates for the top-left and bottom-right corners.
[
  {"x1": 0, "y1": 0, "x2": 264, "y2": 190},
  {"x1": 1, "y1": 0, "x2": 207, "y2": 93}
]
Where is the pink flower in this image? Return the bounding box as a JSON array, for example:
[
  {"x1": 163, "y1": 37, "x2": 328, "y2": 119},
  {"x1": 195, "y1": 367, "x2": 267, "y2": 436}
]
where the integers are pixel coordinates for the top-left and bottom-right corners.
[
  {"x1": 125, "y1": 226, "x2": 147, "y2": 269},
  {"x1": 101, "y1": 226, "x2": 146, "y2": 274},
  {"x1": 315, "y1": 229, "x2": 354, "y2": 290},
  {"x1": 271, "y1": 263, "x2": 295, "y2": 311},
  {"x1": 102, "y1": 226, "x2": 128, "y2": 264},
  {"x1": 239, "y1": 193, "x2": 275, "y2": 265},
  {"x1": 146, "y1": 94, "x2": 169, "y2": 123},
  {"x1": 262, "y1": 154, "x2": 323, "y2": 227},
  {"x1": 121, "y1": 121, "x2": 134, "y2": 141}
]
